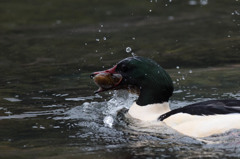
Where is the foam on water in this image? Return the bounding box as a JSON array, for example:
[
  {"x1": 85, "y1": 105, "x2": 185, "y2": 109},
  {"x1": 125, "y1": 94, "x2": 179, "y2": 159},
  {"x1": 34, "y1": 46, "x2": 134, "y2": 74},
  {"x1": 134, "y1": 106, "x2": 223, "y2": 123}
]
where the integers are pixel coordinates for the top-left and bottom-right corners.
[{"x1": 103, "y1": 116, "x2": 114, "y2": 128}]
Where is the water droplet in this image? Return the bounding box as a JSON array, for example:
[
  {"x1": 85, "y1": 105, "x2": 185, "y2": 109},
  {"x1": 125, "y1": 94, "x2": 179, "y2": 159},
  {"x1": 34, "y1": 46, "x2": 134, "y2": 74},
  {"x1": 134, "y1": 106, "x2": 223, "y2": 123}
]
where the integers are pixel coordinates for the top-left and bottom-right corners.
[
  {"x1": 227, "y1": 35, "x2": 231, "y2": 38},
  {"x1": 189, "y1": 70, "x2": 193, "y2": 74},
  {"x1": 126, "y1": 47, "x2": 132, "y2": 53},
  {"x1": 96, "y1": 38, "x2": 100, "y2": 42},
  {"x1": 100, "y1": 24, "x2": 104, "y2": 27},
  {"x1": 103, "y1": 37, "x2": 107, "y2": 40},
  {"x1": 98, "y1": 29, "x2": 101, "y2": 32},
  {"x1": 132, "y1": 37, "x2": 136, "y2": 40},
  {"x1": 178, "y1": 71, "x2": 181, "y2": 74},
  {"x1": 149, "y1": 9, "x2": 152, "y2": 12},
  {"x1": 176, "y1": 66, "x2": 180, "y2": 69},
  {"x1": 100, "y1": 57, "x2": 103, "y2": 60}
]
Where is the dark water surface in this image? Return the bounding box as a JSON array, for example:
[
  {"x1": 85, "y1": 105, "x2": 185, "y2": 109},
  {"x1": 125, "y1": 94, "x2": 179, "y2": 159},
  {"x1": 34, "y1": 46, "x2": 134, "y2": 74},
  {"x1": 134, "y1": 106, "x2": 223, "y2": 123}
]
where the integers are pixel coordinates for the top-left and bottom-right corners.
[{"x1": 1, "y1": 0, "x2": 240, "y2": 158}]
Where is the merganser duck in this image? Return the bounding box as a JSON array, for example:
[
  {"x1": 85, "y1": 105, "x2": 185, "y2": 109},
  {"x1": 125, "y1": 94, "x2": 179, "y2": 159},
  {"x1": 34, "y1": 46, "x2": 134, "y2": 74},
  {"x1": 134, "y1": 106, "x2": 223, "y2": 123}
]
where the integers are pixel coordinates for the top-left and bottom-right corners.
[{"x1": 90, "y1": 56, "x2": 240, "y2": 138}]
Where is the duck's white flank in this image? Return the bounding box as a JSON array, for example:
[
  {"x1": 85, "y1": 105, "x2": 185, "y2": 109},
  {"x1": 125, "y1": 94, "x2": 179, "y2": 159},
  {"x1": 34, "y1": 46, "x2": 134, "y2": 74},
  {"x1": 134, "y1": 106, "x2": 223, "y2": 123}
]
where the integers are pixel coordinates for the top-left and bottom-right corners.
[
  {"x1": 128, "y1": 102, "x2": 170, "y2": 121},
  {"x1": 164, "y1": 113, "x2": 240, "y2": 138},
  {"x1": 127, "y1": 102, "x2": 240, "y2": 138}
]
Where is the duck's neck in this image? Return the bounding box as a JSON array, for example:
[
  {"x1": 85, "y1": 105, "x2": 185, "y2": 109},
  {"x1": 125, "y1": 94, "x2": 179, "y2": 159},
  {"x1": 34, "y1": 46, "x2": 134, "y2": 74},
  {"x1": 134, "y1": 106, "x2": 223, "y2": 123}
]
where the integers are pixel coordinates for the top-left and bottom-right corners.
[
  {"x1": 128, "y1": 102, "x2": 171, "y2": 121},
  {"x1": 136, "y1": 84, "x2": 173, "y2": 106}
]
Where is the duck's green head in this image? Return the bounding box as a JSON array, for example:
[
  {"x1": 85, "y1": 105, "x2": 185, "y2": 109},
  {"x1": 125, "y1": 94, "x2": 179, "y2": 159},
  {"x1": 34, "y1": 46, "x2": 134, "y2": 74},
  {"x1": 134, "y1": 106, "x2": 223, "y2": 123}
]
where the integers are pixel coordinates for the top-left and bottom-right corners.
[{"x1": 90, "y1": 56, "x2": 174, "y2": 106}]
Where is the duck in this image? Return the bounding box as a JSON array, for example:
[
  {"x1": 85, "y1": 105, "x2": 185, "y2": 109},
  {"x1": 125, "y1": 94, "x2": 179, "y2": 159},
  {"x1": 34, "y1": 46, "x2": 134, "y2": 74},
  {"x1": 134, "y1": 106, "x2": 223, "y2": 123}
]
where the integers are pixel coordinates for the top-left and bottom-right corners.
[{"x1": 90, "y1": 56, "x2": 240, "y2": 138}]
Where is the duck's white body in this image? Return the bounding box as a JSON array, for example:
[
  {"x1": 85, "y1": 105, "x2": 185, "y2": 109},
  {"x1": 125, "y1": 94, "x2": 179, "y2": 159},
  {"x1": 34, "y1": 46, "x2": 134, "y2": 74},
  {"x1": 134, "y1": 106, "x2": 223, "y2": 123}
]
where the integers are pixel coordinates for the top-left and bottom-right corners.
[{"x1": 128, "y1": 102, "x2": 240, "y2": 138}]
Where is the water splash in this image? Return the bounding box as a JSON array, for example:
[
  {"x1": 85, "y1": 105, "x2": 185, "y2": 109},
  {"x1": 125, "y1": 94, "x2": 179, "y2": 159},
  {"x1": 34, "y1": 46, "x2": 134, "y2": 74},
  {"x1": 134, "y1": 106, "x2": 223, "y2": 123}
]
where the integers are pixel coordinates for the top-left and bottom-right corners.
[
  {"x1": 62, "y1": 91, "x2": 136, "y2": 121},
  {"x1": 103, "y1": 116, "x2": 114, "y2": 128}
]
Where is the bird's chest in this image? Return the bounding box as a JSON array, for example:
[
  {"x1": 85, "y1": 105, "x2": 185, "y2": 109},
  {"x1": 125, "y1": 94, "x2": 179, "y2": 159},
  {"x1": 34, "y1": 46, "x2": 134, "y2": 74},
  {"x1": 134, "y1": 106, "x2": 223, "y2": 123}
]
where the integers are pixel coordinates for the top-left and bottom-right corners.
[{"x1": 128, "y1": 102, "x2": 170, "y2": 121}]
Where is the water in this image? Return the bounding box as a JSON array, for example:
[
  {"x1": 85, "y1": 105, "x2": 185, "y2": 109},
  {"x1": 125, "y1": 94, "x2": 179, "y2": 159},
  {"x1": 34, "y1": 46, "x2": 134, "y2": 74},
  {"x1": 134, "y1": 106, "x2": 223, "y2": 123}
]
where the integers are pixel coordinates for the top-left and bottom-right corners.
[
  {"x1": 1, "y1": 67, "x2": 240, "y2": 158},
  {"x1": 1, "y1": 0, "x2": 240, "y2": 158}
]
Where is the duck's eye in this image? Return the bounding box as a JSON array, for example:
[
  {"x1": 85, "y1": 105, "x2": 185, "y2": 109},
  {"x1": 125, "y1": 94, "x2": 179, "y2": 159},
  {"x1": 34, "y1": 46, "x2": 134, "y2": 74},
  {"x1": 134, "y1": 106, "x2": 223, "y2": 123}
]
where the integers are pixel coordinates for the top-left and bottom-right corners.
[{"x1": 120, "y1": 64, "x2": 128, "y2": 72}]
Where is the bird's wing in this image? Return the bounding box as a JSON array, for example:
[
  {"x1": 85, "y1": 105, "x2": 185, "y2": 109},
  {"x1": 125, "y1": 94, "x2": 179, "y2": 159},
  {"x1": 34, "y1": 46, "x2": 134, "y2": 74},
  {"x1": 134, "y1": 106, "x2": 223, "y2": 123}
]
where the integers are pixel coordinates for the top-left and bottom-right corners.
[{"x1": 158, "y1": 100, "x2": 240, "y2": 121}]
